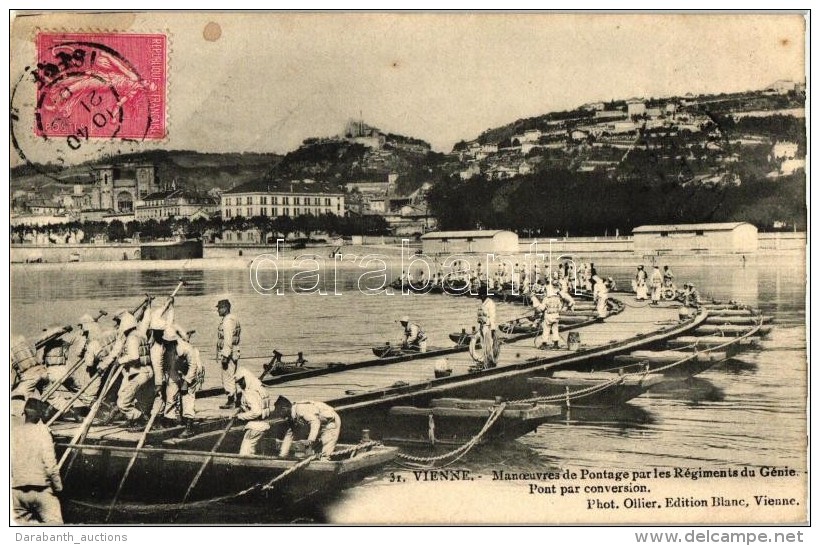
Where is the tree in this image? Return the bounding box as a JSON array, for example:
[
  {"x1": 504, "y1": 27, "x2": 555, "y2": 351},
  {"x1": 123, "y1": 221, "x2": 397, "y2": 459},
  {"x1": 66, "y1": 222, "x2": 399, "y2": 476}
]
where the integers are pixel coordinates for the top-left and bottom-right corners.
[
  {"x1": 272, "y1": 215, "x2": 294, "y2": 241},
  {"x1": 106, "y1": 220, "x2": 126, "y2": 242}
]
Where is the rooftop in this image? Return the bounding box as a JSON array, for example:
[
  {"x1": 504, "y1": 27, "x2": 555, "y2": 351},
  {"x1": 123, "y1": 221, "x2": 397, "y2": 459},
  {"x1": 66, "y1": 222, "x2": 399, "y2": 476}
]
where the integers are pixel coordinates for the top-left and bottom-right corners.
[
  {"x1": 421, "y1": 230, "x2": 513, "y2": 239},
  {"x1": 141, "y1": 189, "x2": 217, "y2": 203},
  {"x1": 224, "y1": 179, "x2": 343, "y2": 195},
  {"x1": 632, "y1": 222, "x2": 754, "y2": 233}
]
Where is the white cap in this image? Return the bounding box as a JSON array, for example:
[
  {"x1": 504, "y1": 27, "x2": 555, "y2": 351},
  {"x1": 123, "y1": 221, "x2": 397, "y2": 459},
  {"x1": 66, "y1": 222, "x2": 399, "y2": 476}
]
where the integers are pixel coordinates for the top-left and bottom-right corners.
[
  {"x1": 118, "y1": 313, "x2": 138, "y2": 334},
  {"x1": 399, "y1": 316, "x2": 410, "y2": 324}
]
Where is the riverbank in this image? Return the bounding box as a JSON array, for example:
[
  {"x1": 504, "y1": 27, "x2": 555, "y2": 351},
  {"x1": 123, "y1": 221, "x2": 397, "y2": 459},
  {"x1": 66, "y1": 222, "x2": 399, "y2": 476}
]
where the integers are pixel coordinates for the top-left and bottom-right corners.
[{"x1": 11, "y1": 233, "x2": 806, "y2": 265}]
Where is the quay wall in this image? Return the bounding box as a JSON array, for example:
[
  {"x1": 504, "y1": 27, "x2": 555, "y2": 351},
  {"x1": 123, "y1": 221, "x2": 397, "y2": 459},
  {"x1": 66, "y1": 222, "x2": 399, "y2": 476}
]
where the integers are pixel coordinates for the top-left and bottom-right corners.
[
  {"x1": 10, "y1": 232, "x2": 805, "y2": 263},
  {"x1": 10, "y1": 243, "x2": 142, "y2": 263}
]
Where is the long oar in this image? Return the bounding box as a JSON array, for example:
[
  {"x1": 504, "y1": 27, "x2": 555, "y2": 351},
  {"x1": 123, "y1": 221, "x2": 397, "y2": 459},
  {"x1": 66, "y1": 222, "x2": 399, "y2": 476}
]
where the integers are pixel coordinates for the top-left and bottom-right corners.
[
  {"x1": 43, "y1": 296, "x2": 151, "y2": 418},
  {"x1": 99, "y1": 279, "x2": 185, "y2": 519},
  {"x1": 41, "y1": 309, "x2": 108, "y2": 402},
  {"x1": 57, "y1": 362, "x2": 123, "y2": 471},
  {"x1": 46, "y1": 375, "x2": 102, "y2": 425},
  {"x1": 172, "y1": 367, "x2": 268, "y2": 519},
  {"x1": 57, "y1": 284, "x2": 179, "y2": 472},
  {"x1": 43, "y1": 293, "x2": 150, "y2": 412},
  {"x1": 104, "y1": 397, "x2": 163, "y2": 521}
]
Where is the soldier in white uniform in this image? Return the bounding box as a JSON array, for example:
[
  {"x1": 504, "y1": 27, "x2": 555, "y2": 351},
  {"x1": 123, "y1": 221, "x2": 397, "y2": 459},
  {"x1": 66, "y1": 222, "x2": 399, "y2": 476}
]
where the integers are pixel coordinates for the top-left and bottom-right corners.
[
  {"x1": 399, "y1": 316, "x2": 428, "y2": 352},
  {"x1": 216, "y1": 299, "x2": 242, "y2": 409},
  {"x1": 11, "y1": 398, "x2": 63, "y2": 524},
  {"x1": 533, "y1": 281, "x2": 563, "y2": 349},
  {"x1": 234, "y1": 367, "x2": 271, "y2": 455},
  {"x1": 10, "y1": 335, "x2": 48, "y2": 400},
  {"x1": 274, "y1": 397, "x2": 342, "y2": 460},
  {"x1": 650, "y1": 265, "x2": 664, "y2": 305},
  {"x1": 161, "y1": 325, "x2": 205, "y2": 438},
  {"x1": 100, "y1": 311, "x2": 153, "y2": 429}
]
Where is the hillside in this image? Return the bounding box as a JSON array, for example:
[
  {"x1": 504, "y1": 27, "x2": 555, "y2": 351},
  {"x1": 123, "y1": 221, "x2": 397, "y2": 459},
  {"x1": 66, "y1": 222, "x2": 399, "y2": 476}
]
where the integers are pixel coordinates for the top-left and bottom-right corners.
[
  {"x1": 269, "y1": 135, "x2": 448, "y2": 195},
  {"x1": 434, "y1": 85, "x2": 807, "y2": 232},
  {"x1": 10, "y1": 150, "x2": 282, "y2": 194}
]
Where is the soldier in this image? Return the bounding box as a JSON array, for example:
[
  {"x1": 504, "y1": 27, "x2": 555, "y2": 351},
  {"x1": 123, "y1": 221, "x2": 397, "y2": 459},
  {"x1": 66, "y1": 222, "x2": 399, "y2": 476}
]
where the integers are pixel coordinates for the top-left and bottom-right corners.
[
  {"x1": 10, "y1": 335, "x2": 48, "y2": 400},
  {"x1": 147, "y1": 298, "x2": 175, "y2": 412},
  {"x1": 38, "y1": 326, "x2": 76, "y2": 406},
  {"x1": 533, "y1": 281, "x2": 563, "y2": 349},
  {"x1": 234, "y1": 367, "x2": 271, "y2": 456},
  {"x1": 102, "y1": 312, "x2": 154, "y2": 430},
  {"x1": 593, "y1": 274, "x2": 610, "y2": 320},
  {"x1": 274, "y1": 397, "x2": 341, "y2": 460},
  {"x1": 650, "y1": 265, "x2": 664, "y2": 305},
  {"x1": 635, "y1": 265, "x2": 649, "y2": 301},
  {"x1": 11, "y1": 398, "x2": 63, "y2": 524},
  {"x1": 399, "y1": 316, "x2": 428, "y2": 353},
  {"x1": 161, "y1": 325, "x2": 205, "y2": 438},
  {"x1": 216, "y1": 299, "x2": 242, "y2": 409}
]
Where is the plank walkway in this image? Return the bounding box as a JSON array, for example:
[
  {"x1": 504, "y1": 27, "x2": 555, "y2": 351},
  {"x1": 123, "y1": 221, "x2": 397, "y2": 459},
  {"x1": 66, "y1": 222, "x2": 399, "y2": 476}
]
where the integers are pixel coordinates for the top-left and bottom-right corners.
[{"x1": 52, "y1": 298, "x2": 682, "y2": 443}]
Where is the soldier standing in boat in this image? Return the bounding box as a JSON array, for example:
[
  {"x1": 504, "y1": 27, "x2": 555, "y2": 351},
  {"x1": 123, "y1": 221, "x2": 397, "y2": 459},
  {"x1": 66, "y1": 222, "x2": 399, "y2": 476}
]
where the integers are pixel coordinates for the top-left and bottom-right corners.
[
  {"x1": 161, "y1": 325, "x2": 205, "y2": 438},
  {"x1": 11, "y1": 398, "x2": 63, "y2": 524},
  {"x1": 216, "y1": 298, "x2": 242, "y2": 409},
  {"x1": 594, "y1": 275, "x2": 610, "y2": 321},
  {"x1": 233, "y1": 367, "x2": 271, "y2": 455},
  {"x1": 147, "y1": 297, "x2": 175, "y2": 413},
  {"x1": 274, "y1": 397, "x2": 342, "y2": 460},
  {"x1": 99, "y1": 311, "x2": 154, "y2": 430},
  {"x1": 10, "y1": 335, "x2": 48, "y2": 401},
  {"x1": 533, "y1": 280, "x2": 563, "y2": 350},
  {"x1": 634, "y1": 265, "x2": 649, "y2": 301},
  {"x1": 650, "y1": 265, "x2": 664, "y2": 305},
  {"x1": 38, "y1": 326, "x2": 77, "y2": 408},
  {"x1": 399, "y1": 316, "x2": 428, "y2": 353},
  {"x1": 475, "y1": 286, "x2": 500, "y2": 367}
]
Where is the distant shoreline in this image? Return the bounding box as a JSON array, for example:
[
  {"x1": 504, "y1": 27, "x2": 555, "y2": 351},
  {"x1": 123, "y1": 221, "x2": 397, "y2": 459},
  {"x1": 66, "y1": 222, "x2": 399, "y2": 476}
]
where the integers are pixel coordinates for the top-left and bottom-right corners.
[{"x1": 10, "y1": 242, "x2": 804, "y2": 272}]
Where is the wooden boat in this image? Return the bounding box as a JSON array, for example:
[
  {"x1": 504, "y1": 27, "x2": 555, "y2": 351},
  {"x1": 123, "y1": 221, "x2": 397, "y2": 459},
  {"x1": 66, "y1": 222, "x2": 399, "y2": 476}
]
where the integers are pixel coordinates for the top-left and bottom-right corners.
[
  {"x1": 703, "y1": 315, "x2": 772, "y2": 325},
  {"x1": 696, "y1": 324, "x2": 773, "y2": 336},
  {"x1": 665, "y1": 335, "x2": 761, "y2": 352},
  {"x1": 527, "y1": 370, "x2": 668, "y2": 406},
  {"x1": 613, "y1": 350, "x2": 728, "y2": 376},
  {"x1": 54, "y1": 439, "x2": 397, "y2": 524},
  {"x1": 383, "y1": 398, "x2": 562, "y2": 447},
  {"x1": 705, "y1": 309, "x2": 762, "y2": 317},
  {"x1": 50, "y1": 295, "x2": 762, "y2": 468}
]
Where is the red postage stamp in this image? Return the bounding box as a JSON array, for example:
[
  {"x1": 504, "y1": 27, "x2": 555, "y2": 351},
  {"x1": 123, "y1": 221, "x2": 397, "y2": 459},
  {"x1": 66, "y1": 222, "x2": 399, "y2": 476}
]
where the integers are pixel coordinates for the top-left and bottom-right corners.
[{"x1": 34, "y1": 32, "x2": 167, "y2": 141}]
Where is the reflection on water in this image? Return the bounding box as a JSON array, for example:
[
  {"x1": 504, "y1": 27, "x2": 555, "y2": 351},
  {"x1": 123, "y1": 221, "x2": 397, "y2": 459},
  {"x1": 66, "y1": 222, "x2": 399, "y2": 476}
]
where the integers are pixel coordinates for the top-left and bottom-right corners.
[
  {"x1": 10, "y1": 258, "x2": 806, "y2": 523},
  {"x1": 646, "y1": 376, "x2": 726, "y2": 404}
]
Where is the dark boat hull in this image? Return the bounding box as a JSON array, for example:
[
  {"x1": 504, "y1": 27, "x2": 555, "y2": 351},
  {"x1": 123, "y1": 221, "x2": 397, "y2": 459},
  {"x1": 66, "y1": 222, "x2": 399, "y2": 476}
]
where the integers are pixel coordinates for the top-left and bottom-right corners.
[
  {"x1": 527, "y1": 372, "x2": 667, "y2": 407},
  {"x1": 382, "y1": 398, "x2": 561, "y2": 447},
  {"x1": 56, "y1": 441, "x2": 396, "y2": 523}
]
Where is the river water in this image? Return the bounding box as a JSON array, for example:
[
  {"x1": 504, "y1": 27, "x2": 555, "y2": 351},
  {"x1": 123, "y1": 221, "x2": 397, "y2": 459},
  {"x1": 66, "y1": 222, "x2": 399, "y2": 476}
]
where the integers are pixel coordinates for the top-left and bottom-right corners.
[{"x1": 10, "y1": 254, "x2": 807, "y2": 524}]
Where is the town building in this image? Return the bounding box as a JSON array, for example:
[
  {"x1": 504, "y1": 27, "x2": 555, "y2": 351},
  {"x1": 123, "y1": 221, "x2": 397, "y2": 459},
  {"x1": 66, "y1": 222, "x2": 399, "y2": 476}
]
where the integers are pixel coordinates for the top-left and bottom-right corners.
[
  {"x1": 421, "y1": 230, "x2": 519, "y2": 255},
  {"x1": 221, "y1": 179, "x2": 345, "y2": 219},
  {"x1": 632, "y1": 222, "x2": 758, "y2": 255},
  {"x1": 135, "y1": 188, "x2": 219, "y2": 221},
  {"x1": 89, "y1": 164, "x2": 160, "y2": 213},
  {"x1": 627, "y1": 100, "x2": 646, "y2": 117},
  {"x1": 595, "y1": 109, "x2": 626, "y2": 121}
]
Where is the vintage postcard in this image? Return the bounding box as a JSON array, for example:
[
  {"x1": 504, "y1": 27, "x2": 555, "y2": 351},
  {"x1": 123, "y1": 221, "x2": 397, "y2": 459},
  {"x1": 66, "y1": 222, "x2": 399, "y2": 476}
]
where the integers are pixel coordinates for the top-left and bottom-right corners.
[{"x1": 8, "y1": 11, "x2": 807, "y2": 529}]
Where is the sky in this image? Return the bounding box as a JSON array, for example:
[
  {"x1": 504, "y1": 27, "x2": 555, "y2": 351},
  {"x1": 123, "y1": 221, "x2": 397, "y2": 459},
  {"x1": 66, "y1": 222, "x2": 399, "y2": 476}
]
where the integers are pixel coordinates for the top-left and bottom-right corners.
[{"x1": 9, "y1": 12, "x2": 807, "y2": 160}]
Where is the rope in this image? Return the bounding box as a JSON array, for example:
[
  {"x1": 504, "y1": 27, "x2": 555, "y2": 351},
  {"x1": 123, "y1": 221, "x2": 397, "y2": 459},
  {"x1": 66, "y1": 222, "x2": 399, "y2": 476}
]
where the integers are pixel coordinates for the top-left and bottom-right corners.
[
  {"x1": 395, "y1": 403, "x2": 507, "y2": 468},
  {"x1": 66, "y1": 441, "x2": 382, "y2": 515},
  {"x1": 512, "y1": 313, "x2": 764, "y2": 403}
]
